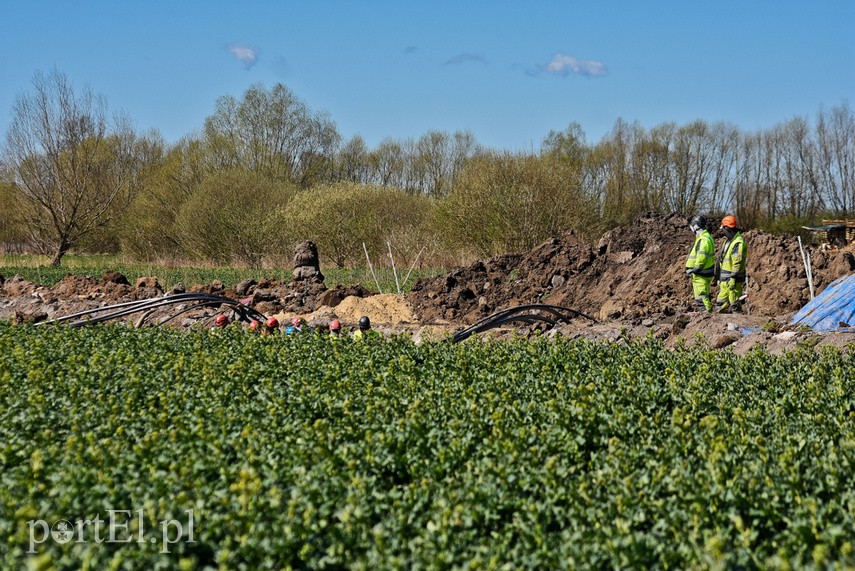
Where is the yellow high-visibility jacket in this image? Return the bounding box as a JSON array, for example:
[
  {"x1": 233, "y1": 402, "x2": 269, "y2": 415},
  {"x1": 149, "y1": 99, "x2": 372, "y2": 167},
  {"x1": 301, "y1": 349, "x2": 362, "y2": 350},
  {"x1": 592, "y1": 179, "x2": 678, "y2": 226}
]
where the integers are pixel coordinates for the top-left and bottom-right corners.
[
  {"x1": 718, "y1": 232, "x2": 747, "y2": 282},
  {"x1": 686, "y1": 230, "x2": 715, "y2": 277}
]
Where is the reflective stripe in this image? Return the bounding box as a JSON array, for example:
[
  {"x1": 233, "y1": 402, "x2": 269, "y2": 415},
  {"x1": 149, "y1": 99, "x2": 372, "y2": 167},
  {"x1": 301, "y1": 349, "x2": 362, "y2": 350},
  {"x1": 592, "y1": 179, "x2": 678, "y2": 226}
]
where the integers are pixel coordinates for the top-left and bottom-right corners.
[
  {"x1": 719, "y1": 232, "x2": 746, "y2": 279},
  {"x1": 686, "y1": 231, "x2": 715, "y2": 271}
]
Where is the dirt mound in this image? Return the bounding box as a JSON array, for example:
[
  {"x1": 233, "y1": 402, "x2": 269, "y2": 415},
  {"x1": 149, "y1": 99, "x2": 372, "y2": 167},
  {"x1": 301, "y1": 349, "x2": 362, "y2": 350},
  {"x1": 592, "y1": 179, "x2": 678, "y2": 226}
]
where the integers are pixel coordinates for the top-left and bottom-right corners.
[
  {"x1": 0, "y1": 270, "x2": 378, "y2": 325},
  {"x1": 50, "y1": 273, "x2": 160, "y2": 303},
  {"x1": 236, "y1": 279, "x2": 376, "y2": 316},
  {"x1": 744, "y1": 232, "x2": 854, "y2": 314},
  {"x1": 271, "y1": 294, "x2": 416, "y2": 332},
  {"x1": 409, "y1": 212, "x2": 855, "y2": 324},
  {"x1": 332, "y1": 294, "x2": 416, "y2": 324},
  {"x1": 0, "y1": 271, "x2": 169, "y2": 323}
]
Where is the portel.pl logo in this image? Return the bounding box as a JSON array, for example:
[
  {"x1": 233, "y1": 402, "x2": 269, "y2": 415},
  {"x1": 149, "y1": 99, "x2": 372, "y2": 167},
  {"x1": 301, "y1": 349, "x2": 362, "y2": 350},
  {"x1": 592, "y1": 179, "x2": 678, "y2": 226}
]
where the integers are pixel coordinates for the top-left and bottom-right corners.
[{"x1": 28, "y1": 509, "x2": 195, "y2": 554}]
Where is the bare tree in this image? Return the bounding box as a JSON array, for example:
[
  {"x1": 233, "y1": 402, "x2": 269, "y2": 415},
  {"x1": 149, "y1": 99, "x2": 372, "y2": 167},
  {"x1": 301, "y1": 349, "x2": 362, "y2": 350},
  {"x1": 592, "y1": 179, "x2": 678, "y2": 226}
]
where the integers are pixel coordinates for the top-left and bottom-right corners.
[
  {"x1": 705, "y1": 121, "x2": 740, "y2": 213},
  {"x1": 542, "y1": 121, "x2": 588, "y2": 163},
  {"x1": 790, "y1": 117, "x2": 825, "y2": 218},
  {"x1": 369, "y1": 138, "x2": 406, "y2": 188},
  {"x1": 412, "y1": 130, "x2": 477, "y2": 197},
  {"x1": 586, "y1": 118, "x2": 637, "y2": 224},
  {"x1": 629, "y1": 125, "x2": 672, "y2": 212},
  {"x1": 815, "y1": 102, "x2": 855, "y2": 217},
  {"x1": 334, "y1": 135, "x2": 371, "y2": 183},
  {"x1": 203, "y1": 83, "x2": 340, "y2": 186},
  {"x1": 733, "y1": 131, "x2": 774, "y2": 227},
  {"x1": 667, "y1": 120, "x2": 713, "y2": 214},
  {"x1": 450, "y1": 130, "x2": 478, "y2": 192},
  {"x1": 414, "y1": 131, "x2": 448, "y2": 196},
  {"x1": 2, "y1": 69, "x2": 149, "y2": 266},
  {"x1": 0, "y1": 171, "x2": 29, "y2": 253},
  {"x1": 768, "y1": 117, "x2": 822, "y2": 218}
]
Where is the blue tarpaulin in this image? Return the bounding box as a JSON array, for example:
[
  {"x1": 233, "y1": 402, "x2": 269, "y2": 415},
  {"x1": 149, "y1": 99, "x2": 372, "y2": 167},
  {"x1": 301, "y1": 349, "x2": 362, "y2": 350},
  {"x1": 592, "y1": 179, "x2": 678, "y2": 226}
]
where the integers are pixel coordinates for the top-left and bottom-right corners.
[{"x1": 790, "y1": 273, "x2": 855, "y2": 332}]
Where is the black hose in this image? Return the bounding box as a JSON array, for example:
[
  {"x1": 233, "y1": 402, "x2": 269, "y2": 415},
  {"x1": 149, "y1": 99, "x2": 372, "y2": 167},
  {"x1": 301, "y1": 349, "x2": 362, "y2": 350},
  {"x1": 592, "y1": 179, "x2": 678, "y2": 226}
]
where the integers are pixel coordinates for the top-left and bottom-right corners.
[
  {"x1": 452, "y1": 304, "x2": 596, "y2": 343},
  {"x1": 155, "y1": 301, "x2": 236, "y2": 327},
  {"x1": 39, "y1": 293, "x2": 266, "y2": 328},
  {"x1": 40, "y1": 292, "x2": 218, "y2": 324}
]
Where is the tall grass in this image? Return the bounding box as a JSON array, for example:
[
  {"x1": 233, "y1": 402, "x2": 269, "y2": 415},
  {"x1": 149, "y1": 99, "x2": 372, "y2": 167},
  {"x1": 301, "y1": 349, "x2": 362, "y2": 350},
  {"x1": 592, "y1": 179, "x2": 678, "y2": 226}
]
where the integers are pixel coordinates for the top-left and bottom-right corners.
[{"x1": 0, "y1": 255, "x2": 445, "y2": 294}]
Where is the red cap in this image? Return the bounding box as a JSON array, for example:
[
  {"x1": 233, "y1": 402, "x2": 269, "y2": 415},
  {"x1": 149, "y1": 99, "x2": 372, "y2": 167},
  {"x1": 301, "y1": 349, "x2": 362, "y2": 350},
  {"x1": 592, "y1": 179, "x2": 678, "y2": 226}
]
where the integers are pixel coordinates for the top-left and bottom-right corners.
[
  {"x1": 215, "y1": 314, "x2": 229, "y2": 327},
  {"x1": 329, "y1": 319, "x2": 341, "y2": 331},
  {"x1": 266, "y1": 317, "x2": 280, "y2": 329}
]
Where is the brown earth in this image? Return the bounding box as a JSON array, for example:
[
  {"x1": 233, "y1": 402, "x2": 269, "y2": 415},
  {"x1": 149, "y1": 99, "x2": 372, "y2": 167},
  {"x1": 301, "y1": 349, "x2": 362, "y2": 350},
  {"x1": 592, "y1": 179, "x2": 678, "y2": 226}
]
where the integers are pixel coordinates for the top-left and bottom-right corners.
[
  {"x1": 407, "y1": 212, "x2": 855, "y2": 324},
  {"x1": 2, "y1": 213, "x2": 853, "y2": 351},
  {"x1": 0, "y1": 271, "x2": 377, "y2": 328}
]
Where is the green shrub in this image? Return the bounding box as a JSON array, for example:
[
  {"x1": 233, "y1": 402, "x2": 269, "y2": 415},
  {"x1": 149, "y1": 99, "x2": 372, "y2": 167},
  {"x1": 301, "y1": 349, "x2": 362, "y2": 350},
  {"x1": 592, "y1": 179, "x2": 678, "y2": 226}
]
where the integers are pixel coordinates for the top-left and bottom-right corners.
[
  {"x1": 174, "y1": 168, "x2": 295, "y2": 268},
  {"x1": 279, "y1": 182, "x2": 435, "y2": 269},
  {"x1": 434, "y1": 151, "x2": 598, "y2": 258}
]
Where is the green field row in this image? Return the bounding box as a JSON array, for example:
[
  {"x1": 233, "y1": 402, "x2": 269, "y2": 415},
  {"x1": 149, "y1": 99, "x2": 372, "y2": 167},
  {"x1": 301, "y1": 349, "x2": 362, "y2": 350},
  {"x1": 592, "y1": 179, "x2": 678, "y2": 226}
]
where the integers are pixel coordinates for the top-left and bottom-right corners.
[
  {"x1": 0, "y1": 324, "x2": 853, "y2": 569},
  {"x1": 0, "y1": 256, "x2": 445, "y2": 294}
]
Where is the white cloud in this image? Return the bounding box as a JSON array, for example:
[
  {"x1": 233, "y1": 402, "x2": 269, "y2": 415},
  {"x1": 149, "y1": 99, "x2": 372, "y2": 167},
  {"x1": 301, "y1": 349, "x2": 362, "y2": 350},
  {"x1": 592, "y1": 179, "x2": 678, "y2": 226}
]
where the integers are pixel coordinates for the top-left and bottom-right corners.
[
  {"x1": 227, "y1": 43, "x2": 258, "y2": 69},
  {"x1": 445, "y1": 52, "x2": 487, "y2": 65},
  {"x1": 543, "y1": 53, "x2": 606, "y2": 77}
]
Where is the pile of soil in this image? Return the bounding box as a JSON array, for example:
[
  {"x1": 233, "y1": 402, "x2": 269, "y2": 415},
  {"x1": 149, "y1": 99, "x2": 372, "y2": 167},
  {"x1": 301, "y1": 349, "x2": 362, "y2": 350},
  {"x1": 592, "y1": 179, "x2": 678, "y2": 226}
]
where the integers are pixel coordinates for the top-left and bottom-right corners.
[
  {"x1": 273, "y1": 293, "x2": 417, "y2": 332},
  {"x1": 0, "y1": 272, "x2": 165, "y2": 323},
  {"x1": 330, "y1": 294, "x2": 416, "y2": 324},
  {"x1": 0, "y1": 271, "x2": 377, "y2": 325},
  {"x1": 408, "y1": 212, "x2": 855, "y2": 324}
]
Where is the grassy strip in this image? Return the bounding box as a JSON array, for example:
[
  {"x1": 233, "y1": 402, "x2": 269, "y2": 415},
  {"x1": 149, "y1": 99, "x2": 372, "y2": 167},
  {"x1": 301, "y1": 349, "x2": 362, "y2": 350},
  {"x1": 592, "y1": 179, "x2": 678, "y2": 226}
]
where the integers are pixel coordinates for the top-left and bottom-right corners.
[{"x1": 0, "y1": 256, "x2": 445, "y2": 294}]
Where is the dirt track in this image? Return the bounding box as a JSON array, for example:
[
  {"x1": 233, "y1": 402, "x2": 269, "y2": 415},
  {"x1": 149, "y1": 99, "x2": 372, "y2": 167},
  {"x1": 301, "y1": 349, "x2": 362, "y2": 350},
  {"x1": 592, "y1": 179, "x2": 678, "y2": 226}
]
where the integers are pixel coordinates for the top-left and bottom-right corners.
[{"x1": 2, "y1": 213, "x2": 854, "y2": 352}]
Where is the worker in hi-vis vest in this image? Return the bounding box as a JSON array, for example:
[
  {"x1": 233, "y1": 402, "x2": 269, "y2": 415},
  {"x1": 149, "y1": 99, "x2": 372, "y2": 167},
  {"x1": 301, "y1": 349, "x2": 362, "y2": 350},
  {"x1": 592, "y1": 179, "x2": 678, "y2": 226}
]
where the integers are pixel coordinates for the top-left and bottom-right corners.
[
  {"x1": 685, "y1": 214, "x2": 716, "y2": 312},
  {"x1": 715, "y1": 215, "x2": 747, "y2": 313}
]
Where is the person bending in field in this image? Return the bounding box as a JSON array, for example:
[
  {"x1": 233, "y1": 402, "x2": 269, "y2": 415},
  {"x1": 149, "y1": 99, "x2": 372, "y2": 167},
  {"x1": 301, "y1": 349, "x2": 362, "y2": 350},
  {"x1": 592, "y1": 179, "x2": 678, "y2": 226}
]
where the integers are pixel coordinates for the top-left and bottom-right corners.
[
  {"x1": 352, "y1": 315, "x2": 379, "y2": 339},
  {"x1": 212, "y1": 314, "x2": 230, "y2": 330},
  {"x1": 265, "y1": 317, "x2": 280, "y2": 334},
  {"x1": 286, "y1": 316, "x2": 307, "y2": 335},
  {"x1": 329, "y1": 319, "x2": 342, "y2": 336}
]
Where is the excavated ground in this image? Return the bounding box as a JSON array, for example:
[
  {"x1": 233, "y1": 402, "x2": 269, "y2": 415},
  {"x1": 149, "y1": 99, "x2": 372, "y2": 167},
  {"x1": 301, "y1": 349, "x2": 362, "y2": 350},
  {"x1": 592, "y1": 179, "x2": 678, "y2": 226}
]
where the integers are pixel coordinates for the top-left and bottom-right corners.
[
  {"x1": 2, "y1": 213, "x2": 853, "y2": 353},
  {"x1": 408, "y1": 212, "x2": 855, "y2": 323}
]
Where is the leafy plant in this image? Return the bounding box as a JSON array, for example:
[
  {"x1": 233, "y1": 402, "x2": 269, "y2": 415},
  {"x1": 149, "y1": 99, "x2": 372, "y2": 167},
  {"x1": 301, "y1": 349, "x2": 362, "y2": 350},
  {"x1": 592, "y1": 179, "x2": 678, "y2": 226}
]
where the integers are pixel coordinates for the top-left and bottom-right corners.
[
  {"x1": 761, "y1": 320, "x2": 783, "y2": 333},
  {"x1": 0, "y1": 326, "x2": 852, "y2": 569}
]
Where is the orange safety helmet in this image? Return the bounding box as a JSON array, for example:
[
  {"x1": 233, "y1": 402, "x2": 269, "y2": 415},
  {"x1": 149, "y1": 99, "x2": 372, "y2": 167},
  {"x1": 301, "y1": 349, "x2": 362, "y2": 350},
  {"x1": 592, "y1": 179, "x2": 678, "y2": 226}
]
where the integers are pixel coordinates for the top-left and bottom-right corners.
[
  {"x1": 249, "y1": 320, "x2": 261, "y2": 332},
  {"x1": 215, "y1": 314, "x2": 229, "y2": 327},
  {"x1": 291, "y1": 316, "x2": 306, "y2": 327},
  {"x1": 721, "y1": 215, "x2": 738, "y2": 229},
  {"x1": 329, "y1": 319, "x2": 341, "y2": 332},
  {"x1": 266, "y1": 317, "x2": 280, "y2": 330}
]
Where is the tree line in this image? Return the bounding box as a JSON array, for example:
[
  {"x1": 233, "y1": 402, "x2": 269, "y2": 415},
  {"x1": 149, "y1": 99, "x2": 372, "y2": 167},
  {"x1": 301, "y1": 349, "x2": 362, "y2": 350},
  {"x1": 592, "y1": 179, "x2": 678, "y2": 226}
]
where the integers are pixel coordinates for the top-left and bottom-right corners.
[{"x1": 1, "y1": 69, "x2": 853, "y2": 268}]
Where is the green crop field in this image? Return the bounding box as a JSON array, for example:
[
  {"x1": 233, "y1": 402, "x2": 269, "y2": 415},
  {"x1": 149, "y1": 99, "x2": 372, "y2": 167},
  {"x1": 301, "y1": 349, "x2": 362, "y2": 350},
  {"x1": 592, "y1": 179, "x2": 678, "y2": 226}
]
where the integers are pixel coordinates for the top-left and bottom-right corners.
[{"x1": 0, "y1": 323, "x2": 853, "y2": 569}]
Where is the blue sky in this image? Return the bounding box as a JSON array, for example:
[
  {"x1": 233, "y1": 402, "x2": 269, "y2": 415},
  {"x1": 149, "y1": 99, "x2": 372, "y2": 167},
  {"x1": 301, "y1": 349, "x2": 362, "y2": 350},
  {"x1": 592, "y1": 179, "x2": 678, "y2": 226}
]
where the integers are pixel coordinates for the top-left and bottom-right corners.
[{"x1": 2, "y1": 1, "x2": 853, "y2": 151}]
